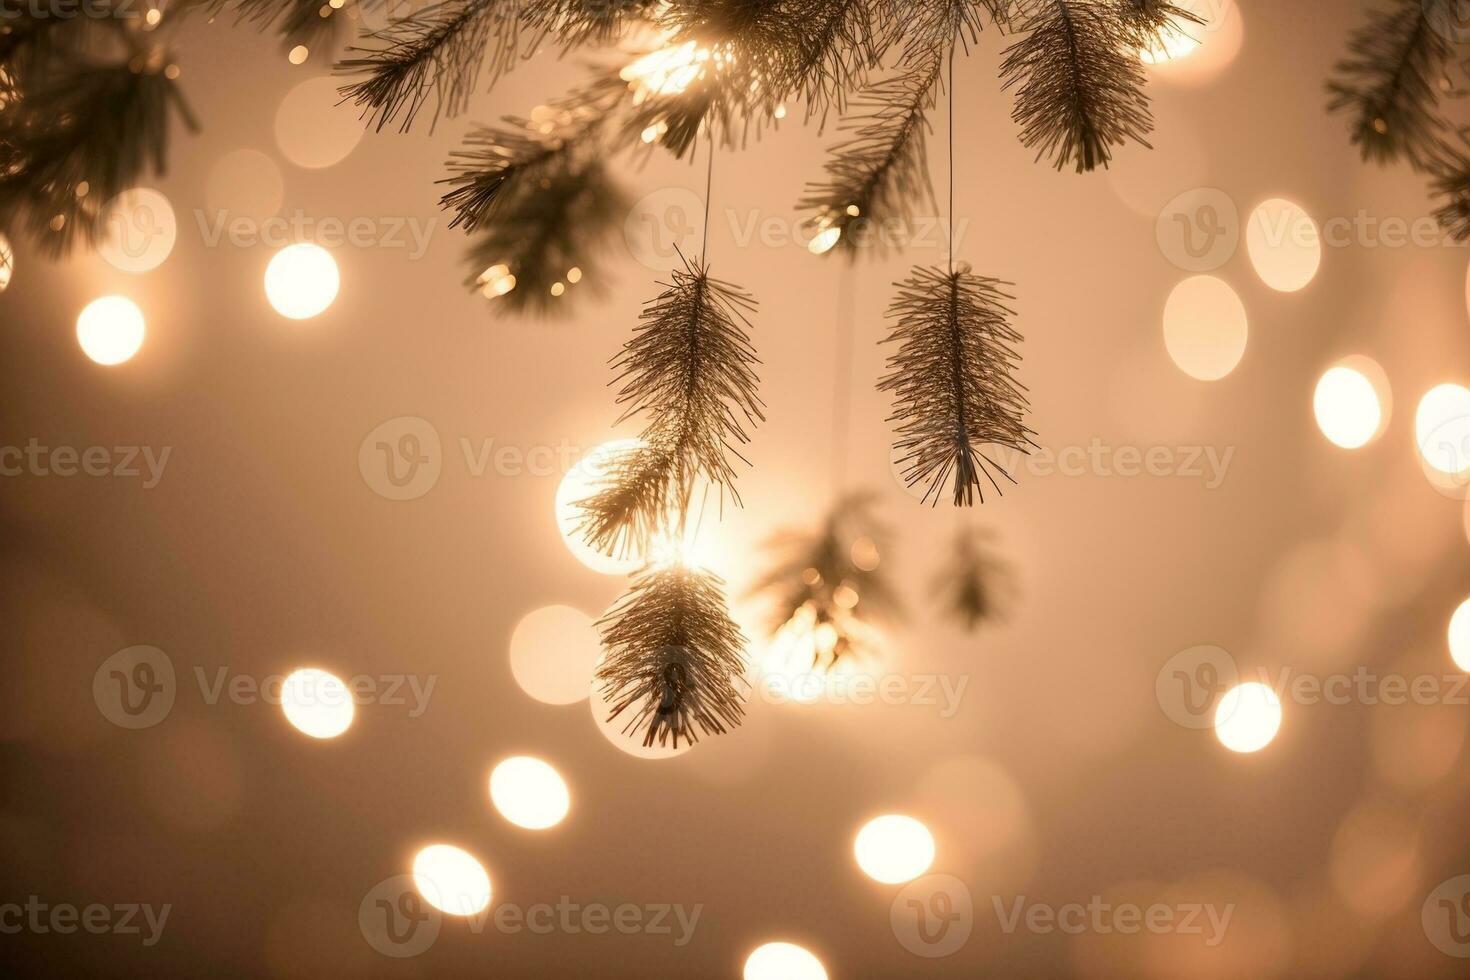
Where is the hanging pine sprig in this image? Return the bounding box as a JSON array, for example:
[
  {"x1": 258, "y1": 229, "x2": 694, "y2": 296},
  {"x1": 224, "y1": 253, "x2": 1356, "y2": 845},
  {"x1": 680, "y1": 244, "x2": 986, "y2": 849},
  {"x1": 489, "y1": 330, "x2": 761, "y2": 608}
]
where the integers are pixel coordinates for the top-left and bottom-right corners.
[
  {"x1": 596, "y1": 564, "x2": 749, "y2": 748},
  {"x1": 879, "y1": 264, "x2": 1033, "y2": 506},
  {"x1": 1114, "y1": 0, "x2": 1204, "y2": 47},
  {"x1": 578, "y1": 252, "x2": 765, "y2": 556},
  {"x1": 216, "y1": 0, "x2": 353, "y2": 58},
  {"x1": 1000, "y1": 0, "x2": 1153, "y2": 172},
  {"x1": 932, "y1": 525, "x2": 1014, "y2": 631},
  {"x1": 1430, "y1": 151, "x2": 1470, "y2": 240},
  {"x1": 1326, "y1": 0, "x2": 1457, "y2": 172}
]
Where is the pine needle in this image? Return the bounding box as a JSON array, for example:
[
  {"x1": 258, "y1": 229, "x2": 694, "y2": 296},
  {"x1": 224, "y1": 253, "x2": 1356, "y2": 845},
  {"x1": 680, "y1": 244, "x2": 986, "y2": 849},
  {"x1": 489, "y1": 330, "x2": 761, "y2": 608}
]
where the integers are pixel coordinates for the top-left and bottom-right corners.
[{"x1": 932, "y1": 525, "x2": 1014, "y2": 631}]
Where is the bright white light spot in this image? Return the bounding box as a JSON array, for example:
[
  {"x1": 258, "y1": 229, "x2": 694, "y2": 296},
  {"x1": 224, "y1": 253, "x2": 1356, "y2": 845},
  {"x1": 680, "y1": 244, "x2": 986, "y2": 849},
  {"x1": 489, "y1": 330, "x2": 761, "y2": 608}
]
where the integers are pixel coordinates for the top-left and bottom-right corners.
[
  {"x1": 1162, "y1": 275, "x2": 1247, "y2": 381},
  {"x1": 1416, "y1": 383, "x2": 1470, "y2": 476},
  {"x1": 853, "y1": 814, "x2": 935, "y2": 884},
  {"x1": 555, "y1": 440, "x2": 646, "y2": 575},
  {"x1": 1214, "y1": 681, "x2": 1282, "y2": 753},
  {"x1": 1247, "y1": 198, "x2": 1321, "y2": 292},
  {"x1": 280, "y1": 667, "x2": 354, "y2": 738},
  {"x1": 0, "y1": 232, "x2": 12, "y2": 292},
  {"x1": 621, "y1": 42, "x2": 705, "y2": 98},
  {"x1": 265, "y1": 243, "x2": 339, "y2": 319},
  {"x1": 489, "y1": 756, "x2": 570, "y2": 830},
  {"x1": 1450, "y1": 599, "x2": 1470, "y2": 672},
  {"x1": 411, "y1": 844, "x2": 492, "y2": 917},
  {"x1": 743, "y1": 942, "x2": 827, "y2": 980},
  {"x1": 1314, "y1": 364, "x2": 1384, "y2": 449},
  {"x1": 76, "y1": 296, "x2": 145, "y2": 365},
  {"x1": 288, "y1": 45, "x2": 309, "y2": 66},
  {"x1": 809, "y1": 226, "x2": 841, "y2": 255}
]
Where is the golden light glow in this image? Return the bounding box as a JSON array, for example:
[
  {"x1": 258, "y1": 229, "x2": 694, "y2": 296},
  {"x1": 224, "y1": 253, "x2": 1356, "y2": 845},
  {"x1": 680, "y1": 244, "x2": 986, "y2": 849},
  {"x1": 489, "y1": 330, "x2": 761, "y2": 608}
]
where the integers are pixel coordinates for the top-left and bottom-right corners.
[
  {"x1": 76, "y1": 295, "x2": 146, "y2": 366},
  {"x1": 411, "y1": 844, "x2": 492, "y2": 917},
  {"x1": 0, "y1": 232, "x2": 13, "y2": 292},
  {"x1": 1162, "y1": 275, "x2": 1248, "y2": 381},
  {"x1": 1314, "y1": 362, "x2": 1385, "y2": 449},
  {"x1": 1246, "y1": 198, "x2": 1321, "y2": 292},
  {"x1": 275, "y1": 76, "x2": 364, "y2": 169},
  {"x1": 288, "y1": 45, "x2": 309, "y2": 65},
  {"x1": 621, "y1": 41, "x2": 708, "y2": 99},
  {"x1": 757, "y1": 603, "x2": 882, "y2": 706},
  {"x1": 280, "y1": 667, "x2": 354, "y2": 739},
  {"x1": 1214, "y1": 681, "x2": 1282, "y2": 753},
  {"x1": 555, "y1": 439, "x2": 647, "y2": 575},
  {"x1": 808, "y1": 226, "x2": 841, "y2": 255},
  {"x1": 1449, "y1": 598, "x2": 1470, "y2": 672},
  {"x1": 508, "y1": 604, "x2": 600, "y2": 705},
  {"x1": 1415, "y1": 383, "x2": 1470, "y2": 476},
  {"x1": 1138, "y1": 25, "x2": 1201, "y2": 64},
  {"x1": 489, "y1": 756, "x2": 570, "y2": 830},
  {"x1": 854, "y1": 814, "x2": 935, "y2": 884},
  {"x1": 265, "y1": 243, "x2": 339, "y2": 319},
  {"x1": 99, "y1": 187, "x2": 177, "y2": 273},
  {"x1": 743, "y1": 942, "x2": 828, "y2": 980}
]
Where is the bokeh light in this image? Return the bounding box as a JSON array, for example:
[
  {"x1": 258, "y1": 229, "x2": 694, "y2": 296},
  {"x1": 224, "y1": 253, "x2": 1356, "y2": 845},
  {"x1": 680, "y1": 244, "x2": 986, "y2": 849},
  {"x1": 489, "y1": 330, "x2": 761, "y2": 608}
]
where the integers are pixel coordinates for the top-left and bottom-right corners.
[
  {"x1": 0, "y1": 232, "x2": 13, "y2": 291},
  {"x1": 411, "y1": 844, "x2": 492, "y2": 917},
  {"x1": 76, "y1": 296, "x2": 145, "y2": 365},
  {"x1": 1214, "y1": 681, "x2": 1282, "y2": 753},
  {"x1": 275, "y1": 76, "x2": 364, "y2": 169},
  {"x1": 1313, "y1": 360, "x2": 1386, "y2": 449},
  {"x1": 508, "y1": 604, "x2": 601, "y2": 705},
  {"x1": 555, "y1": 440, "x2": 646, "y2": 575},
  {"x1": 265, "y1": 243, "x2": 339, "y2": 319},
  {"x1": 1449, "y1": 598, "x2": 1470, "y2": 672},
  {"x1": 1246, "y1": 198, "x2": 1321, "y2": 292},
  {"x1": 99, "y1": 187, "x2": 177, "y2": 273},
  {"x1": 489, "y1": 756, "x2": 570, "y2": 830},
  {"x1": 1415, "y1": 383, "x2": 1470, "y2": 477},
  {"x1": 743, "y1": 942, "x2": 828, "y2": 980},
  {"x1": 588, "y1": 655, "x2": 692, "y2": 760},
  {"x1": 853, "y1": 814, "x2": 935, "y2": 884},
  {"x1": 1162, "y1": 275, "x2": 1248, "y2": 381},
  {"x1": 1138, "y1": 0, "x2": 1245, "y2": 83},
  {"x1": 280, "y1": 667, "x2": 354, "y2": 739}
]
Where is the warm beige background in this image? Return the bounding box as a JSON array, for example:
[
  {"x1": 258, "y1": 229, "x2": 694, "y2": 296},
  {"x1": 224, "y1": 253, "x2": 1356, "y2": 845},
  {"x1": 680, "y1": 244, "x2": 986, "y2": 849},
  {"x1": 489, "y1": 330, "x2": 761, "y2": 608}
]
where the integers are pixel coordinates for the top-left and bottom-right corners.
[{"x1": 3, "y1": 1, "x2": 1470, "y2": 975}]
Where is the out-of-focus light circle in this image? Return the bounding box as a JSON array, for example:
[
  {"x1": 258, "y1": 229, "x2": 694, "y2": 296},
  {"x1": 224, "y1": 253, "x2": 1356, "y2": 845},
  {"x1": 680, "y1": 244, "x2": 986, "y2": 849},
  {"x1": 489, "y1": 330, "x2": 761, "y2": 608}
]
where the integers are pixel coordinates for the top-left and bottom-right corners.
[
  {"x1": 854, "y1": 814, "x2": 936, "y2": 884},
  {"x1": 0, "y1": 232, "x2": 13, "y2": 291},
  {"x1": 1314, "y1": 364, "x2": 1384, "y2": 449},
  {"x1": 76, "y1": 296, "x2": 145, "y2": 365},
  {"x1": 743, "y1": 942, "x2": 828, "y2": 980},
  {"x1": 1246, "y1": 198, "x2": 1321, "y2": 292},
  {"x1": 1162, "y1": 275, "x2": 1247, "y2": 381},
  {"x1": 555, "y1": 440, "x2": 646, "y2": 575},
  {"x1": 411, "y1": 844, "x2": 492, "y2": 917},
  {"x1": 275, "y1": 76, "x2": 364, "y2": 169},
  {"x1": 1139, "y1": 0, "x2": 1245, "y2": 82},
  {"x1": 489, "y1": 756, "x2": 570, "y2": 829},
  {"x1": 508, "y1": 604, "x2": 600, "y2": 705},
  {"x1": 205, "y1": 148, "x2": 284, "y2": 222},
  {"x1": 1416, "y1": 383, "x2": 1470, "y2": 477},
  {"x1": 99, "y1": 187, "x2": 176, "y2": 273},
  {"x1": 1214, "y1": 682, "x2": 1282, "y2": 753},
  {"x1": 588, "y1": 651, "x2": 693, "y2": 761},
  {"x1": 265, "y1": 243, "x2": 339, "y2": 319},
  {"x1": 1449, "y1": 599, "x2": 1470, "y2": 672},
  {"x1": 280, "y1": 667, "x2": 354, "y2": 738},
  {"x1": 288, "y1": 45, "x2": 309, "y2": 66}
]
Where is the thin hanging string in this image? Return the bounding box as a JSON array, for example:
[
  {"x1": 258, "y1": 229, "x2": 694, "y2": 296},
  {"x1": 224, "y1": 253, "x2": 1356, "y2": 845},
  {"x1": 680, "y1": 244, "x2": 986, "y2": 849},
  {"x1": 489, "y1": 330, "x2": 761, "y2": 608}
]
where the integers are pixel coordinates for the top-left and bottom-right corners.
[
  {"x1": 831, "y1": 263, "x2": 855, "y2": 495},
  {"x1": 701, "y1": 128, "x2": 715, "y2": 262}
]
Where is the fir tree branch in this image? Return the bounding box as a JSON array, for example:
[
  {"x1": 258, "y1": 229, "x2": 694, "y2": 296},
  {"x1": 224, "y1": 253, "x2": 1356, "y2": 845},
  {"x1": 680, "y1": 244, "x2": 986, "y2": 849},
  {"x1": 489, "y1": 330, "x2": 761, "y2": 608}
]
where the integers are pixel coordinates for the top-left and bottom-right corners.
[
  {"x1": 1000, "y1": 0, "x2": 1153, "y2": 172},
  {"x1": 1430, "y1": 148, "x2": 1470, "y2": 240},
  {"x1": 879, "y1": 264, "x2": 1034, "y2": 506},
  {"x1": 932, "y1": 525, "x2": 1014, "y2": 631},
  {"x1": 1327, "y1": 0, "x2": 1456, "y2": 172},
  {"x1": 545, "y1": 0, "x2": 661, "y2": 47},
  {"x1": 596, "y1": 564, "x2": 749, "y2": 748}
]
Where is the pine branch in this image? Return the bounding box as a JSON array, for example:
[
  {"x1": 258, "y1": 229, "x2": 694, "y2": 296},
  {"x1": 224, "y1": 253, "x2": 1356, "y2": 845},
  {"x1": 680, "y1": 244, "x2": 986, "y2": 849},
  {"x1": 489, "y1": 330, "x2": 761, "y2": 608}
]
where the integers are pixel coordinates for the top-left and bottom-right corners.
[
  {"x1": 578, "y1": 255, "x2": 765, "y2": 556},
  {"x1": 779, "y1": 0, "x2": 897, "y2": 121},
  {"x1": 797, "y1": 56, "x2": 941, "y2": 257},
  {"x1": 1431, "y1": 149, "x2": 1470, "y2": 240},
  {"x1": 0, "y1": 49, "x2": 197, "y2": 255},
  {"x1": 1114, "y1": 0, "x2": 1203, "y2": 43},
  {"x1": 1000, "y1": 0, "x2": 1153, "y2": 172},
  {"x1": 1327, "y1": 0, "x2": 1456, "y2": 172},
  {"x1": 337, "y1": 0, "x2": 536, "y2": 132},
  {"x1": 879, "y1": 264, "x2": 1034, "y2": 507},
  {"x1": 546, "y1": 0, "x2": 662, "y2": 47},
  {"x1": 596, "y1": 564, "x2": 749, "y2": 748},
  {"x1": 932, "y1": 525, "x2": 1014, "y2": 631}
]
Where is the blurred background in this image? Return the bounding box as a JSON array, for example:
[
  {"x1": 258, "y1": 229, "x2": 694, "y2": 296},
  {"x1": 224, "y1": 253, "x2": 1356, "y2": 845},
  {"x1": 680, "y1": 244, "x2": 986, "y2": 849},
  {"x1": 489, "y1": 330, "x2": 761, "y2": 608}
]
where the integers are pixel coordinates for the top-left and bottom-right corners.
[{"x1": 3, "y1": 0, "x2": 1470, "y2": 976}]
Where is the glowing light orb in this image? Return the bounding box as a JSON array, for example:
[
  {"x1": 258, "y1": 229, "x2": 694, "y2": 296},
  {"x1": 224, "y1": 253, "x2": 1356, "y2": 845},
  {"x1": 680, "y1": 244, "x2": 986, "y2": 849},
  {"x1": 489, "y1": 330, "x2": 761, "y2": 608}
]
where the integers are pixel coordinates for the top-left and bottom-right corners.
[
  {"x1": 853, "y1": 814, "x2": 936, "y2": 884},
  {"x1": 1450, "y1": 598, "x2": 1470, "y2": 672},
  {"x1": 280, "y1": 667, "x2": 354, "y2": 739},
  {"x1": 1214, "y1": 682, "x2": 1282, "y2": 753},
  {"x1": 489, "y1": 756, "x2": 570, "y2": 830},
  {"x1": 1247, "y1": 198, "x2": 1321, "y2": 292},
  {"x1": 1162, "y1": 275, "x2": 1247, "y2": 381},
  {"x1": 275, "y1": 75, "x2": 363, "y2": 169},
  {"x1": 743, "y1": 942, "x2": 828, "y2": 980},
  {"x1": 0, "y1": 232, "x2": 13, "y2": 291},
  {"x1": 508, "y1": 605, "x2": 601, "y2": 705},
  {"x1": 76, "y1": 296, "x2": 145, "y2": 365},
  {"x1": 808, "y1": 226, "x2": 841, "y2": 255},
  {"x1": 1415, "y1": 383, "x2": 1470, "y2": 477},
  {"x1": 411, "y1": 844, "x2": 492, "y2": 917},
  {"x1": 265, "y1": 243, "x2": 339, "y2": 319},
  {"x1": 99, "y1": 187, "x2": 177, "y2": 273},
  {"x1": 1314, "y1": 363, "x2": 1384, "y2": 449},
  {"x1": 555, "y1": 440, "x2": 646, "y2": 575}
]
